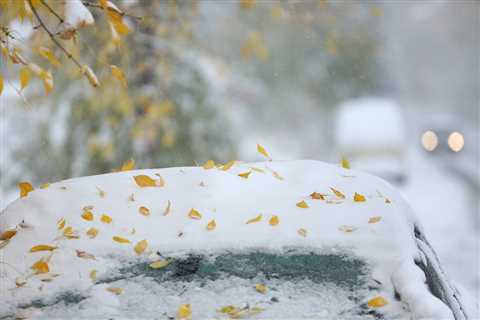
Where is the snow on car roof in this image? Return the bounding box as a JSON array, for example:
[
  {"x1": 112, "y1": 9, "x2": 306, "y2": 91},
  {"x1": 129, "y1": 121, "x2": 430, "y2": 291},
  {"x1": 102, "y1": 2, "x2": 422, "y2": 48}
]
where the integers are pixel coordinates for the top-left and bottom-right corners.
[{"x1": 0, "y1": 160, "x2": 452, "y2": 318}]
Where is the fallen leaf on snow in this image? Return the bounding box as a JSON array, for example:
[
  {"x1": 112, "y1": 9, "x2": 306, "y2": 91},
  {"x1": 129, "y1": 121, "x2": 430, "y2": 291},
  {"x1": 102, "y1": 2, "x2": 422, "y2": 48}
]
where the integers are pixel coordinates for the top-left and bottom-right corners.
[
  {"x1": 367, "y1": 296, "x2": 388, "y2": 308},
  {"x1": 119, "y1": 159, "x2": 135, "y2": 171},
  {"x1": 19, "y1": 182, "x2": 33, "y2": 198},
  {"x1": 298, "y1": 228, "x2": 307, "y2": 237},
  {"x1": 238, "y1": 171, "x2": 251, "y2": 179},
  {"x1": 134, "y1": 239, "x2": 148, "y2": 254},
  {"x1": 57, "y1": 217, "x2": 66, "y2": 230},
  {"x1": 269, "y1": 215, "x2": 279, "y2": 226},
  {"x1": 310, "y1": 192, "x2": 325, "y2": 200},
  {"x1": 207, "y1": 219, "x2": 216, "y2": 231},
  {"x1": 353, "y1": 192, "x2": 366, "y2": 202},
  {"x1": 257, "y1": 144, "x2": 271, "y2": 160},
  {"x1": 188, "y1": 208, "x2": 202, "y2": 220},
  {"x1": 177, "y1": 304, "x2": 191, "y2": 319},
  {"x1": 86, "y1": 227, "x2": 99, "y2": 239},
  {"x1": 81, "y1": 210, "x2": 94, "y2": 221},
  {"x1": 133, "y1": 175, "x2": 157, "y2": 187},
  {"x1": 203, "y1": 159, "x2": 216, "y2": 170},
  {"x1": 101, "y1": 214, "x2": 112, "y2": 224},
  {"x1": 368, "y1": 216, "x2": 382, "y2": 224},
  {"x1": 330, "y1": 187, "x2": 345, "y2": 199},
  {"x1": 76, "y1": 249, "x2": 96, "y2": 260},
  {"x1": 296, "y1": 200, "x2": 309, "y2": 208},
  {"x1": 30, "y1": 245, "x2": 57, "y2": 252},
  {"x1": 113, "y1": 236, "x2": 130, "y2": 244},
  {"x1": 341, "y1": 157, "x2": 350, "y2": 169},
  {"x1": 246, "y1": 214, "x2": 262, "y2": 224},
  {"x1": 89, "y1": 269, "x2": 97, "y2": 282},
  {"x1": 338, "y1": 225, "x2": 357, "y2": 233},
  {"x1": 221, "y1": 160, "x2": 236, "y2": 171},
  {"x1": 107, "y1": 287, "x2": 123, "y2": 295},
  {"x1": 139, "y1": 206, "x2": 150, "y2": 216},
  {"x1": 31, "y1": 260, "x2": 49, "y2": 274},
  {"x1": 163, "y1": 200, "x2": 171, "y2": 216},
  {"x1": 96, "y1": 186, "x2": 106, "y2": 198},
  {"x1": 149, "y1": 260, "x2": 170, "y2": 269},
  {"x1": 255, "y1": 283, "x2": 267, "y2": 294}
]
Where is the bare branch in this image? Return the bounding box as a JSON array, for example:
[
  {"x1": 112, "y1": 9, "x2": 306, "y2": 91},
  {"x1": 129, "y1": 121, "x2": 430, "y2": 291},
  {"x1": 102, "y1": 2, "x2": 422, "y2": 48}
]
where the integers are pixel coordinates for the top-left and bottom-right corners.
[{"x1": 40, "y1": 0, "x2": 64, "y2": 24}]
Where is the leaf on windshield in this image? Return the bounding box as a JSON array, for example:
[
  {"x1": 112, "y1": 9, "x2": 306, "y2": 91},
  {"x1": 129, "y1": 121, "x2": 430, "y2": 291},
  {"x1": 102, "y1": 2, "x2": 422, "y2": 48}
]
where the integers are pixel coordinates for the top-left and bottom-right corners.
[
  {"x1": 338, "y1": 225, "x2": 357, "y2": 233},
  {"x1": 139, "y1": 206, "x2": 150, "y2": 216},
  {"x1": 207, "y1": 219, "x2": 216, "y2": 231},
  {"x1": 296, "y1": 200, "x2": 309, "y2": 208},
  {"x1": 310, "y1": 192, "x2": 325, "y2": 200},
  {"x1": 86, "y1": 227, "x2": 99, "y2": 239},
  {"x1": 31, "y1": 259, "x2": 49, "y2": 274},
  {"x1": 113, "y1": 236, "x2": 130, "y2": 244},
  {"x1": 203, "y1": 159, "x2": 216, "y2": 169},
  {"x1": 353, "y1": 192, "x2": 366, "y2": 202},
  {"x1": 19, "y1": 182, "x2": 34, "y2": 198},
  {"x1": 81, "y1": 210, "x2": 94, "y2": 221},
  {"x1": 188, "y1": 208, "x2": 202, "y2": 220},
  {"x1": 0, "y1": 229, "x2": 17, "y2": 240},
  {"x1": 177, "y1": 304, "x2": 191, "y2": 319},
  {"x1": 133, "y1": 175, "x2": 157, "y2": 187},
  {"x1": 367, "y1": 296, "x2": 388, "y2": 308},
  {"x1": 246, "y1": 214, "x2": 262, "y2": 224},
  {"x1": 76, "y1": 249, "x2": 96, "y2": 260},
  {"x1": 238, "y1": 171, "x2": 251, "y2": 179},
  {"x1": 163, "y1": 200, "x2": 171, "y2": 216},
  {"x1": 330, "y1": 187, "x2": 345, "y2": 199},
  {"x1": 221, "y1": 160, "x2": 236, "y2": 171},
  {"x1": 269, "y1": 215, "x2": 279, "y2": 226},
  {"x1": 134, "y1": 239, "x2": 148, "y2": 254},
  {"x1": 257, "y1": 144, "x2": 271, "y2": 160},
  {"x1": 101, "y1": 214, "x2": 112, "y2": 224},
  {"x1": 30, "y1": 245, "x2": 57, "y2": 252},
  {"x1": 341, "y1": 157, "x2": 350, "y2": 169},
  {"x1": 149, "y1": 259, "x2": 170, "y2": 269},
  {"x1": 298, "y1": 228, "x2": 307, "y2": 237},
  {"x1": 368, "y1": 216, "x2": 382, "y2": 224},
  {"x1": 255, "y1": 283, "x2": 267, "y2": 294},
  {"x1": 106, "y1": 287, "x2": 123, "y2": 295}
]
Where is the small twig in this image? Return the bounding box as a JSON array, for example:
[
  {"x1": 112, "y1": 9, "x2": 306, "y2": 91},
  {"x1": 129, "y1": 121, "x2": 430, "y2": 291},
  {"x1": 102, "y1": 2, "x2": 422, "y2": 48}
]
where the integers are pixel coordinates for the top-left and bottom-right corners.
[
  {"x1": 28, "y1": 0, "x2": 83, "y2": 69},
  {"x1": 40, "y1": 0, "x2": 64, "y2": 24},
  {"x1": 82, "y1": 1, "x2": 143, "y2": 20}
]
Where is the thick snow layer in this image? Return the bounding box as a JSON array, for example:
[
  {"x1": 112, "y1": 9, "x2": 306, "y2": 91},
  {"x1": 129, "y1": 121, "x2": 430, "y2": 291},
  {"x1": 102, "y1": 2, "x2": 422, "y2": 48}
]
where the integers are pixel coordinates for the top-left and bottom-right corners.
[{"x1": 0, "y1": 160, "x2": 453, "y2": 318}]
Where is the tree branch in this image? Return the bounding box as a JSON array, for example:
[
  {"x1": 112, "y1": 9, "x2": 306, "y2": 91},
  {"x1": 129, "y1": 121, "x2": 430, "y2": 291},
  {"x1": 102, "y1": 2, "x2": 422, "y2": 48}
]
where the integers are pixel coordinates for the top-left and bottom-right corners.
[
  {"x1": 82, "y1": 1, "x2": 143, "y2": 20},
  {"x1": 40, "y1": 0, "x2": 64, "y2": 24},
  {"x1": 28, "y1": 0, "x2": 82, "y2": 69}
]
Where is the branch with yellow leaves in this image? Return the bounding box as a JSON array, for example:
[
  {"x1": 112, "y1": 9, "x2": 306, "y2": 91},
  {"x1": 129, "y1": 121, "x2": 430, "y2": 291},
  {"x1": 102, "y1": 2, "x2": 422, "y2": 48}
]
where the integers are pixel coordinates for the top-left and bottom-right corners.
[{"x1": 81, "y1": 1, "x2": 143, "y2": 21}]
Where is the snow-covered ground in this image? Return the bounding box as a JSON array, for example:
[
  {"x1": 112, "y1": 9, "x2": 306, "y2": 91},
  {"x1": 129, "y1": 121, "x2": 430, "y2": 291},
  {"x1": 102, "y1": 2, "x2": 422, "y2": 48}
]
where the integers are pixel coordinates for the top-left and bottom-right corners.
[{"x1": 0, "y1": 160, "x2": 455, "y2": 318}]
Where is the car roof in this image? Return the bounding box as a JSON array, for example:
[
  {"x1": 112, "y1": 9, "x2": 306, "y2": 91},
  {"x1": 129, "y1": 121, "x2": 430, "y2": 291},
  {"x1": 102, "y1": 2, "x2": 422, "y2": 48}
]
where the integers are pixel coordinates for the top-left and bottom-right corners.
[{"x1": 0, "y1": 160, "x2": 454, "y2": 319}]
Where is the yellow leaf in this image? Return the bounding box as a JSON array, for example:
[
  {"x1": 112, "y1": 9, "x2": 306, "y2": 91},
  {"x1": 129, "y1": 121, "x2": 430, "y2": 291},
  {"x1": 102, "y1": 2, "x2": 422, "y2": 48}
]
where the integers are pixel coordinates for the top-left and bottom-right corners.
[
  {"x1": 330, "y1": 187, "x2": 345, "y2": 199},
  {"x1": 368, "y1": 216, "x2": 382, "y2": 224},
  {"x1": 188, "y1": 208, "x2": 202, "y2": 220},
  {"x1": 39, "y1": 70, "x2": 53, "y2": 95},
  {"x1": 310, "y1": 192, "x2": 325, "y2": 200},
  {"x1": 96, "y1": 186, "x2": 105, "y2": 198},
  {"x1": 296, "y1": 228, "x2": 307, "y2": 238},
  {"x1": 57, "y1": 217, "x2": 66, "y2": 230},
  {"x1": 81, "y1": 210, "x2": 94, "y2": 221},
  {"x1": 76, "y1": 249, "x2": 96, "y2": 260},
  {"x1": 257, "y1": 144, "x2": 271, "y2": 159},
  {"x1": 113, "y1": 236, "x2": 130, "y2": 244},
  {"x1": 40, "y1": 183, "x2": 50, "y2": 189},
  {"x1": 133, "y1": 175, "x2": 157, "y2": 187},
  {"x1": 246, "y1": 214, "x2": 262, "y2": 224},
  {"x1": 139, "y1": 206, "x2": 150, "y2": 216},
  {"x1": 110, "y1": 65, "x2": 127, "y2": 87},
  {"x1": 31, "y1": 260, "x2": 49, "y2": 274},
  {"x1": 240, "y1": 0, "x2": 256, "y2": 10},
  {"x1": 341, "y1": 157, "x2": 350, "y2": 169},
  {"x1": 82, "y1": 65, "x2": 99, "y2": 87},
  {"x1": 18, "y1": 182, "x2": 33, "y2": 198},
  {"x1": 202, "y1": 159, "x2": 215, "y2": 169},
  {"x1": 269, "y1": 215, "x2": 279, "y2": 226},
  {"x1": 0, "y1": 74, "x2": 3, "y2": 96},
  {"x1": 338, "y1": 225, "x2": 357, "y2": 233},
  {"x1": 86, "y1": 227, "x2": 99, "y2": 238},
  {"x1": 101, "y1": 214, "x2": 112, "y2": 223},
  {"x1": 255, "y1": 283, "x2": 267, "y2": 294},
  {"x1": 163, "y1": 200, "x2": 171, "y2": 216},
  {"x1": 63, "y1": 226, "x2": 80, "y2": 239},
  {"x1": 38, "y1": 47, "x2": 60, "y2": 67},
  {"x1": 218, "y1": 305, "x2": 237, "y2": 314},
  {"x1": 89, "y1": 269, "x2": 97, "y2": 282},
  {"x1": 238, "y1": 171, "x2": 251, "y2": 179},
  {"x1": 272, "y1": 170, "x2": 284, "y2": 180},
  {"x1": 221, "y1": 160, "x2": 235, "y2": 171},
  {"x1": 30, "y1": 244, "x2": 56, "y2": 252},
  {"x1": 353, "y1": 192, "x2": 366, "y2": 202},
  {"x1": 206, "y1": 219, "x2": 216, "y2": 231},
  {"x1": 177, "y1": 304, "x2": 191, "y2": 319},
  {"x1": 107, "y1": 287, "x2": 123, "y2": 295},
  {"x1": 0, "y1": 230, "x2": 17, "y2": 240},
  {"x1": 296, "y1": 200, "x2": 309, "y2": 208},
  {"x1": 19, "y1": 67, "x2": 30, "y2": 90},
  {"x1": 120, "y1": 159, "x2": 135, "y2": 171},
  {"x1": 367, "y1": 296, "x2": 388, "y2": 308},
  {"x1": 134, "y1": 239, "x2": 148, "y2": 254},
  {"x1": 149, "y1": 260, "x2": 170, "y2": 269}
]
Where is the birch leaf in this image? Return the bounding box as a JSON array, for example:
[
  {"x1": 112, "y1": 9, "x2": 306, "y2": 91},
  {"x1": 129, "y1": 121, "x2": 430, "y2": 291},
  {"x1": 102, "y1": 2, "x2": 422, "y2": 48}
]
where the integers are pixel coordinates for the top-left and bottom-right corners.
[
  {"x1": 110, "y1": 65, "x2": 127, "y2": 87},
  {"x1": 203, "y1": 159, "x2": 215, "y2": 169},
  {"x1": 133, "y1": 175, "x2": 157, "y2": 187},
  {"x1": 0, "y1": 230, "x2": 17, "y2": 240},
  {"x1": 107, "y1": 287, "x2": 123, "y2": 295},
  {"x1": 134, "y1": 239, "x2": 148, "y2": 255},
  {"x1": 330, "y1": 187, "x2": 345, "y2": 199},
  {"x1": 89, "y1": 269, "x2": 97, "y2": 282},
  {"x1": 19, "y1": 182, "x2": 34, "y2": 198},
  {"x1": 40, "y1": 183, "x2": 50, "y2": 189},
  {"x1": 246, "y1": 214, "x2": 262, "y2": 224},
  {"x1": 81, "y1": 210, "x2": 94, "y2": 221},
  {"x1": 310, "y1": 192, "x2": 325, "y2": 200},
  {"x1": 20, "y1": 67, "x2": 30, "y2": 90},
  {"x1": 188, "y1": 208, "x2": 202, "y2": 220},
  {"x1": 368, "y1": 216, "x2": 382, "y2": 224},
  {"x1": 163, "y1": 200, "x2": 171, "y2": 216},
  {"x1": 272, "y1": 170, "x2": 283, "y2": 180},
  {"x1": 38, "y1": 47, "x2": 61, "y2": 66},
  {"x1": 296, "y1": 200, "x2": 309, "y2": 208},
  {"x1": 221, "y1": 160, "x2": 235, "y2": 171},
  {"x1": 367, "y1": 296, "x2": 388, "y2": 308},
  {"x1": 149, "y1": 260, "x2": 170, "y2": 269},
  {"x1": 139, "y1": 206, "x2": 150, "y2": 216},
  {"x1": 30, "y1": 245, "x2": 56, "y2": 252},
  {"x1": 338, "y1": 225, "x2": 357, "y2": 233},
  {"x1": 353, "y1": 192, "x2": 366, "y2": 202},
  {"x1": 257, "y1": 144, "x2": 271, "y2": 159},
  {"x1": 86, "y1": 227, "x2": 99, "y2": 238},
  {"x1": 40, "y1": 70, "x2": 53, "y2": 94},
  {"x1": 82, "y1": 65, "x2": 99, "y2": 87},
  {"x1": 238, "y1": 171, "x2": 251, "y2": 179},
  {"x1": 298, "y1": 228, "x2": 307, "y2": 237},
  {"x1": 255, "y1": 283, "x2": 267, "y2": 294},
  {"x1": 177, "y1": 304, "x2": 191, "y2": 319},
  {"x1": 120, "y1": 159, "x2": 135, "y2": 171},
  {"x1": 113, "y1": 236, "x2": 130, "y2": 244},
  {"x1": 207, "y1": 219, "x2": 216, "y2": 231},
  {"x1": 269, "y1": 215, "x2": 279, "y2": 226},
  {"x1": 96, "y1": 186, "x2": 105, "y2": 198},
  {"x1": 101, "y1": 214, "x2": 112, "y2": 223},
  {"x1": 31, "y1": 260, "x2": 49, "y2": 274},
  {"x1": 76, "y1": 249, "x2": 96, "y2": 260},
  {"x1": 341, "y1": 157, "x2": 350, "y2": 169}
]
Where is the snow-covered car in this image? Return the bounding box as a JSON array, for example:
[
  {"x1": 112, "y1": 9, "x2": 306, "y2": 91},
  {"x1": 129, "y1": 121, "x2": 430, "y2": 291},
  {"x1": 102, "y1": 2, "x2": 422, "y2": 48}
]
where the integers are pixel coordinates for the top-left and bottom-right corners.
[
  {"x1": 335, "y1": 97, "x2": 408, "y2": 185},
  {"x1": 0, "y1": 160, "x2": 470, "y2": 319}
]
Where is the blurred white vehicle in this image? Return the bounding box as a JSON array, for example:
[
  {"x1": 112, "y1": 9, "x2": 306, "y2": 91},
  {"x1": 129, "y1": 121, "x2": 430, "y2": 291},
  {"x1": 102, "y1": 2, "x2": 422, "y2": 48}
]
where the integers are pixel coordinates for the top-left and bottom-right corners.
[
  {"x1": 0, "y1": 161, "x2": 470, "y2": 319},
  {"x1": 335, "y1": 97, "x2": 407, "y2": 185}
]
